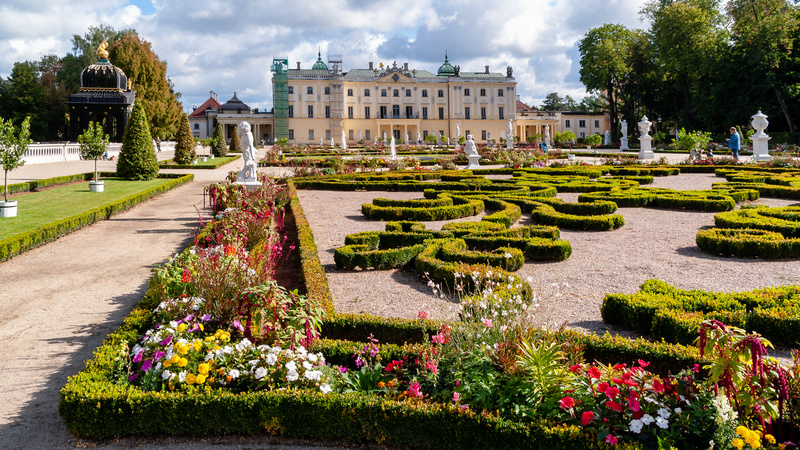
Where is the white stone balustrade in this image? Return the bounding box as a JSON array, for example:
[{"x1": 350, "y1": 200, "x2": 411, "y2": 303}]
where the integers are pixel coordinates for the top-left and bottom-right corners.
[{"x1": 21, "y1": 141, "x2": 173, "y2": 164}]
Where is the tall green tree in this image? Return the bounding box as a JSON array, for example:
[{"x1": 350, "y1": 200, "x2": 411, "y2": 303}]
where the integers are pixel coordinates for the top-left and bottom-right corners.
[
  {"x1": 173, "y1": 113, "x2": 195, "y2": 164},
  {"x1": 110, "y1": 32, "x2": 183, "y2": 140},
  {"x1": 117, "y1": 101, "x2": 158, "y2": 180},
  {"x1": 0, "y1": 116, "x2": 31, "y2": 202},
  {"x1": 728, "y1": 0, "x2": 799, "y2": 132},
  {"x1": 579, "y1": 24, "x2": 638, "y2": 139},
  {"x1": 2, "y1": 62, "x2": 47, "y2": 141},
  {"x1": 541, "y1": 92, "x2": 565, "y2": 111},
  {"x1": 211, "y1": 122, "x2": 228, "y2": 157},
  {"x1": 229, "y1": 126, "x2": 242, "y2": 153},
  {"x1": 77, "y1": 121, "x2": 108, "y2": 182}
]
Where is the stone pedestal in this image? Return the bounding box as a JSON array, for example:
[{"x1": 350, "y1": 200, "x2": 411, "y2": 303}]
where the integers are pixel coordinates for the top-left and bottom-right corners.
[
  {"x1": 620, "y1": 137, "x2": 629, "y2": 151},
  {"x1": 639, "y1": 136, "x2": 654, "y2": 159},
  {"x1": 465, "y1": 154, "x2": 481, "y2": 170},
  {"x1": 751, "y1": 110, "x2": 771, "y2": 162},
  {"x1": 0, "y1": 200, "x2": 18, "y2": 218}
]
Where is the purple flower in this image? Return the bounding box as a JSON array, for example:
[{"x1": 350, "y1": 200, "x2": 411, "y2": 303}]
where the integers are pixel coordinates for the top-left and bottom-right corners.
[
  {"x1": 141, "y1": 359, "x2": 153, "y2": 372},
  {"x1": 188, "y1": 324, "x2": 199, "y2": 333},
  {"x1": 201, "y1": 314, "x2": 211, "y2": 322},
  {"x1": 153, "y1": 351, "x2": 166, "y2": 361},
  {"x1": 233, "y1": 320, "x2": 244, "y2": 332},
  {"x1": 132, "y1": 350, "x2": 143, "y2": 363},
  {"x1": 129, "y1": 373, "x2": 139, "y2": 382},
  {"x1": 159, "y1": 336, "x2": 173, "y2": 346},
  {"x1": 183, "y1": 314, "x2": 194, "y2": 323},
  {"x1": 338, "y1": 366, "x2": 348, "y2": 374}
]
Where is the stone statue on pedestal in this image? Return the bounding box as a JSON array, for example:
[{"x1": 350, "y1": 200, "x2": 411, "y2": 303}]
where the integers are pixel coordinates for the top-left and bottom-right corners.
[
  {"x1": 464, "y1": 135, "x2": 481, "y2": 170},
  {"x1": 236, "y1": 121, "x2": 259, "y2": 186}
]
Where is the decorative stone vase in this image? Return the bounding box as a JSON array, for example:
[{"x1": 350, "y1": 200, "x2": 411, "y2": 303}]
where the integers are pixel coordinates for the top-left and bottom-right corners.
[
  {"x1": 89, "y1": 180, "x2": 104, "y2": 192},
  {"x1": 568, "y1": 154, "x2": 576, "y2": 161},
  {"x1": 0, "y1": 200, "x2": 18, "y2": 218},
  {"x1": 210, "y1": 155, "x2": 215, "y2": 159},
  {"x1": 201, "y1": 156, "x2": 208, "y2": 162},
  {"x1": 192, "y1": 159, "x2": 198, "y2": 164}
]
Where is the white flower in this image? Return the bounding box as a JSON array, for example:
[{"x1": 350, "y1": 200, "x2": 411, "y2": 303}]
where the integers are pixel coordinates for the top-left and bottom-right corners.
[
  {"x1": 162, "y1": 370, "x2": 174, "y2": 380},
  {"x1": 655, "y1": 416, "x2": 669, "y2": 429},
  {"x1": 308, "y1": 353, "x2": 318, "y2": 363},
  {"x1": 304, "y1": 370, "x2": 323, "y2": 381},
  {"x1": 178, "y1": 371, "x2": 187, "y2": 383},
  {"x1": 286, "y1": 369, "x2": 299, "y2": 382},
  {"x1": 285, "y1": 360, "x2": 297, "y2": 372},
  {"x1": 303, "y1": 361, "x2": 313, "y2": 371},
  {"x1": 229, "y1": 369, "x2": 240, "y2": 379},
  {"x1": 235, "y1": 338, "x2": 252, "y2": 351},
  {"x1": 629, "y1": 419, "x2": 643, "y2": 434},
  {"x1": 296, "y1": 346, "x2": 308, "y2": 358},
  {"x1": 320, "y1": 383, "x2": 332, "y2": 394},
  {"x1": 254, "y1": 367, "x2": 267, "y2": 380},
  {"x1": 265, "y1": 353, "x2": 278, "y2": 366},
  {"x1": 674, "y1": 407, "x2": 682, "y2": 415},
  {"x1": 248, "y1": 359, "x2": 259, "y2": 366},
  {"x1": 640, "y1": 414, "x2": 655, "y2": 425},
  {"x1": 504, "y1": 252, "x2": 512, "y2": 259},
  {"x1": 657, "y1": 407, "x2": 670, "y2": 419}
]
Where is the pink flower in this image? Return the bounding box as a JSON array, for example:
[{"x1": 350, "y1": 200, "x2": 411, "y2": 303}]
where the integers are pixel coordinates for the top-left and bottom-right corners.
[
  {"x1": 408, "y1": 382, "x2": 423, "y2": 398},
  {"x1": 605, "y1": 386, "x2": 620, "y2": 399},
  {"x1": 605, "y1": 434, "x2": 618, "y2": 445},
  {"x1": 559, "y1": 396, "x2": 575, "y2": 409},
  {"x1": 425, "y1": 359, "x2": 438, "y2": 374},
  {"x1": 418, "y1": 311, "x2": 430, "y2": 319},
  {"x1": 483, "y1": 319, "x2": 493, "y2": 328},
  {"x1": 628, "y1": 397, "x2": 641, "y2": 412},
  {"x1": 637, "y1": 359, "x2": 650, "y2": 368},
  {"x1": 581, "y1": 411, "x2": 594, "y2": 426},
  {"x1": 587, "y1": 367, "x2": 601, "y2": 379},
  {"x1": 452, "y1": 392, "x2": 460, "y2": 403}
]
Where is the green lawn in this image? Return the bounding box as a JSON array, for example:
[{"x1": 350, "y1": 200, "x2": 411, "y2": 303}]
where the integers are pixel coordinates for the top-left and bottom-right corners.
[
  {"x1": 0, "y1": 177, "x2": 176, "y2": 240},
  {"x1": 159, "y1": 155, "x2": 239, "y2": 168}
]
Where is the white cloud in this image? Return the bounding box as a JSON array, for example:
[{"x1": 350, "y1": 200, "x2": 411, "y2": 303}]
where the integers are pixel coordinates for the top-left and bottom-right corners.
[{"x1": 0, "y1": 0, "x2": 650, "y2": 112}]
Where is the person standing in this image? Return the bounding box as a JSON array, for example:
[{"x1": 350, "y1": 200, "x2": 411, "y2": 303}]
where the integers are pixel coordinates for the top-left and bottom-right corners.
[{"x1": 726, "y1": 127, "x2": 741, "y2": 162}]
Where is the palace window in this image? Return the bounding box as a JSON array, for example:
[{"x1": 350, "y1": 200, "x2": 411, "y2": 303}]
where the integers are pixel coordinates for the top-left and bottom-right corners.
[
  {"x1": 482, "y1": 130, "x2": 487, "y2": 140},
  {"x1": 307, "y1": 87, "x2": 313, "y2": 94},
  {"x1": 499, "y1": 107, "x2": 504, "y2": 120},
  {"x1": 349, "y1": 129, "x2": 354, "y2": 140},
  {"x1": 380, "y1": 105, "x2": 387, "y2": 118},
  {"x1": 579, "y1": 120, "x2": 586, "y2": 128},
  {"x1": 381, "y1": 89, "x2": 387, "y2": 97},
  {"x1": 594, "y1": 120, "x2": 600, "y2": 128},
  {"x1": 565, "y1": 119, "x2": 571, "y2": 128},
  {"x1": 438, "y1": 107, "x2": 444, "y2": 120},
  {"x1": 307, "y1": 105, "x2": 313, "y2": 118},
  {"x1": 405, "y1": 106, "x2": 413, "y2": 118},
  {"x1": 325, "y1": 130, "x2": 331, "y2": 140},
  {"x1": 288, "y1": 105, "x2": 294, "y2": 118},
  {"x1": 347, "y1": 88, "x2": 353, "y2": 96},
  {"x1": 364, "y1": 89, "x2": 370, "y2": 96},
  {"x1": 480, "y1": 88, "x2": 486, "y2": 96},
  {"x1": 422, "y1": 107, "x2": 428, "y2": 119},
  {"x1": 193, "y1": 124, "x2": 199, "y2": 129},
  {"x1": 438, "y1": 90, "x2": 444, "y2": 98},
  {"x1": 325, "y1": 106, "x2": 330, "y2": 119},
  {"x1": 308, "y1": 129, "x2": 314, "y2": 140},
  {"x1": 422, "y1": 90, "x2": 428, "y2": 98},
  {"x1": 324, "y1": 87, "x2": 330, "y2": 95},
  {"x1": 481, "y1": 107, "x2": 486, "y2": 120},
  {"x1": 464, "y1": 88, "x2": 470, "y2": 96},
  {"x1": 392, "y1": 105, "x2": 400, "y2": 118},
  {"x1": 405, "y1": 89, "x2": 411, "y2": 97},
  {"x1": 465, "y1": 107, "x2": 470, "y2": 120},
  {"x1": 365, "y1": 130, "x2": 371, "y2": 140},
  {"x1": 288, "y1": 129, "x2": 294, "y2": 140},
  {"x1": 498, "y1": 89, "x2": 504, "y2": 97},
  {"x1": 288, "y1": 86, "x2": 294, "y2": 94},
  {"x1": 393, "y1": 89, "x2": 399, "y2": 97},
  {"x1": 365, "y1": 106, "x2": 370, "y2": 119},
  {"x1": 348, "y1": 106, "x2": 354, "y2": 119}
]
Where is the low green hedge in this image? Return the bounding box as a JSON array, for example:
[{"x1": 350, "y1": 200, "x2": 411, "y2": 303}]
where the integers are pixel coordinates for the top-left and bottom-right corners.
[
  {"x1": 440, "y1": 239, "x2": 525, "y2": 271},
  {"x1": 0, "y1": 174, "x2": 193, "y2": 262},
  {"x1": 696, "y1": 228, "x2": 800, "y2": 258},
  {"x1": 362, "y1": 195, "x2": 484, "y2": 221},
  {"x1": 0, "y1": 171, "x2": 103, "y2": 196},
  {"x1": 158, "y1": 155, "x2": 239, "y2": 169},
  {"x1": 601, "y1": 279, "x2": 800, "y2": 347},
  {"x1": 714, "y1": 206, "x2": 800, "y2": 238},
  {"x1": 529, "y1": 202, "x2": 625, "y2": 231}
]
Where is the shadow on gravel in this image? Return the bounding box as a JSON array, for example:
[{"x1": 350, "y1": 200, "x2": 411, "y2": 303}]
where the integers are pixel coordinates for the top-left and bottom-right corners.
[{"x1": 0, "y1": 283, "x2": 149, "y2": 450}]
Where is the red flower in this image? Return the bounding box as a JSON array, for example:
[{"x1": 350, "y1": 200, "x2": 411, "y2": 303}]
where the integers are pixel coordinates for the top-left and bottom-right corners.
[
  {"x1": 605, "y1": 386, "x2": 620, "y2": 399},
  {"x1": 597, "y1": 382, "x2": 609, "y2": 393},
  {"x1": 638, "y1": 359, "x2": 650, "y2": 368},
  {"x1": 587, "y1": 367, "x2": 601, "y2": 379},
  {"x1": 652, "y1": 378, "x2": 665, "y2": 393},
  {"x1": 628, "y1": 397, "x2": 641, "y2": 412},
  {"x1": 693, "y1": 364, "x2": 700, "y2": 373},
  {"x1": 605, "y1": 434, "x2": 618, "y2": 445},
  {"x1": 624, "y1": 379, "x2": 639, "y2": 387},
  {"x1": 613, "y1": 363, "x2": 627, "y2": 370},
  {"x1": 181, "y1": 269, "x2": 191, "y2": 283},
  {"x1": 581, "y1": 411, "x2": 594, "y2": 426},
  {"x1": 570, "y1": 364, "x2": 582, "y2": 373},
  {"x1": 559, "y1": 396, "x2": 575, "y2": 409},
  {"x1": 606, "y1": 401, "x2": 623, "y2": 412}
]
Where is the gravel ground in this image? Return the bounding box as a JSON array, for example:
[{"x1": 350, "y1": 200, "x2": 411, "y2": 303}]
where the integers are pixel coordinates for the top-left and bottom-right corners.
[{"x1": 296, "y1": 172, "x2": 800, "y2": 336}]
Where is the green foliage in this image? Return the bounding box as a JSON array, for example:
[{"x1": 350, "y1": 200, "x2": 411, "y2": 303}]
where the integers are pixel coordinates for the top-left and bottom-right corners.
[
  {"x1": 211, "y1": 122, "x2": 228, "y2": 157},
  {"x1": 0, "y1": 116, "x2": 31, "y2": 202},
  {"x1": 553, "y1": 130, "x2": 577, "y2": 146},
  {"x1": 424, "y1": 133, "x2": 438, "y2": 145},
  {"x1": 117, "y1": 101, "x2": 159, "y2": 180},
  {"x1": 77, "y1": 121, "x2": 108, "y2": 181},
  {"x1": 229, "y1": 126, "x2": 242, "y2": 153},
  {"x1": 584, "y1": 134, "x2": 602, "y2": 148},
  {"x1": 697, "y1": 227, "x2": 800, "y2": 258},
  {"x1": 672, "y1": 128, "x2": 712, "y2": 153},
  {"x1": 172, "y1": 112, "x2": 195, "y2": 164}
]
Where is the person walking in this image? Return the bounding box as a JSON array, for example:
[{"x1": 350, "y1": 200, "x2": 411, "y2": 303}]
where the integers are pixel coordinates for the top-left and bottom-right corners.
[{"x1": 726, "y1": 127, "x2": 741, "y2": 162}]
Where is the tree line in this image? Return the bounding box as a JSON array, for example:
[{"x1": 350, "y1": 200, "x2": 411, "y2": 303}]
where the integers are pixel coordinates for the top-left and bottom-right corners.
[
  {"x1": 578, "y1": 0, "x2": 800, "y2": 141},
  {"x1": 0, "y1": 25, "x2": 183, "y2": 142}
]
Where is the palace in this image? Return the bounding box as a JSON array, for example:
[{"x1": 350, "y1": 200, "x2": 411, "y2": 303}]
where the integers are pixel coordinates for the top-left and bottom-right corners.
[{"x1": 189, "y1": 52, "x2": 610, "y2": 146}]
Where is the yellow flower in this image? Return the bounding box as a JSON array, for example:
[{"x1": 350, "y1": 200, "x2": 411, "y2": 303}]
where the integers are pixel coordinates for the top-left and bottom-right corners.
[
  {"x1": 199, "y1": 324, "x2": 204, "y2": 332},
  {"x1": 779, "y1": 444, "x2": 786, "y2": 450},
  {"x1": 177, "y1": 323, "x2": 187, "y2": 333},
  {"x1": 737, "y1": 426, "x2": 748, "y2": 437},
  {"x1": 732, "y1": 438, "x2": 744, "y2": 450},
  {"x1": 163, "y1": 361, "x2": 172, "y2": 368},
  {"x1": 196, "y1": 374, "x2": 207, "y2": 384},
  {"x1": 176, "y1": 343, "x2": 189, "y2": 355},
  {"x1": 204, "y1": 336, "x2": 214, "y2": 343},
  {"x1": 765, "y1": 434, "x2": 775, "y2": 445},
  {"x1": 193, "y1": 340, "x2": 202, "y2": 351},
  {"x1": 186, "y1": 373, "x2": 196, "y2": 385},
  {"x1": 178, "y1": 357, "x2": 188, "y2": 368},
  {"x1": 170, "y1": 354, "x2": 180, "y2": 364},
  {"x1": 198, "y1": 363, "x2": 210, "y2": 375}
]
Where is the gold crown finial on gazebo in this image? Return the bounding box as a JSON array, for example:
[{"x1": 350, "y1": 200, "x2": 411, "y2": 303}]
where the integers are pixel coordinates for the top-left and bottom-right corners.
[{"x1": 95, "y1": 40, "x2": 109, "y2": 59}]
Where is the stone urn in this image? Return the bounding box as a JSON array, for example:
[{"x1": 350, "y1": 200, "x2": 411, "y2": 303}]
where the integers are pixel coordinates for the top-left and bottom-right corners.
[
  {"x1": 201, "y1": 156, "x2": 208, "y2": 162},
  {"x1": 89, "y1": 180, "x2": 104, "y2": 192},
  {"x1": 0, "y1": 200, "x2": 18, "y2": 218}
]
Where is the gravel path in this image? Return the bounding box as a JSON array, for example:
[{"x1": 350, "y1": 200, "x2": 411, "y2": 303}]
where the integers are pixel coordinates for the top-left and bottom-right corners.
[{"x1": 296, "y1": 173, "x2": 800, "y2": 334}]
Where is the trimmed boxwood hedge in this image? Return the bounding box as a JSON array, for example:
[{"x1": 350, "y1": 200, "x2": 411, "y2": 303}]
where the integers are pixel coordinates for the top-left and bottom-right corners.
[
  {"x1": 0, "y1": 173, "x2": 194, "y2": 262},
  {"x1": 362, "y1": 195, "x2": 484, "y2": 221},
  {"x1": 601, "y1": 279, "x2": 800, "y2": 347},
  {"x1": 696, "y1": 227, "x2": 800, "y2": 258},
  {"x1": 714, "y1": 205, "x2": 800, "y2": 237}
]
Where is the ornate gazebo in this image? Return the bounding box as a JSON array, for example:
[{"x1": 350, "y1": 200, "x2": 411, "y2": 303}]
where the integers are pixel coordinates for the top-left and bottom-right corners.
[{"x1": 68, "y1": 41, "x2": 135, "y2": 142}]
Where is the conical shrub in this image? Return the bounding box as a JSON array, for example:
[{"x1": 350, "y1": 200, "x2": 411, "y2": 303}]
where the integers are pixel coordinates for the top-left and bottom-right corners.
[
  {"x1": 229, "y1": 126, "x2": 241, "y2": 153},
  {"x1": 212, "y1": 122, "x2": 228, "y2": 157},
  {"x1": 173, "y1": 113, "x2": 195, "y2": 164},
  {"x1": 117, "y1": 101, "x2": 159, "y2": 180}
]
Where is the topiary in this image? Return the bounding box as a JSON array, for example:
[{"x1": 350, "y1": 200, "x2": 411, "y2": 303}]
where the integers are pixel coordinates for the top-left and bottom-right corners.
[
  {"x1": 116, "y1": 101, "x2": 159, "y2": 180},
  {"x1": 229, "y1": 125, "x2": 242, "y2": 153},
  {"x1": 172, "y1": 113, "x2": 195, "y2": 165},
  {"x1": 211, "y1": 122, "x2": 227, "y2": 157}
]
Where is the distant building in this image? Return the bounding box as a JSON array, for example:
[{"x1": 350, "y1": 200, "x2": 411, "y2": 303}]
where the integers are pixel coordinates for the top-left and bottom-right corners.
[
  {"x1": 514, "y1": 97, "x2": 611, "y2": 143},
  {"x1": 270, "y1": 52, "x2": 517, "y2": 144},
  {"x1": 189, "y1": 91, "x2": 274, "y2": 143}
]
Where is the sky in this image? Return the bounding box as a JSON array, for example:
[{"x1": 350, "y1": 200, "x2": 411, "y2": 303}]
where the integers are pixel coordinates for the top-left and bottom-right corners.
[{"x1": 0, "y1": 0, "x2": 650, "y2": 114}]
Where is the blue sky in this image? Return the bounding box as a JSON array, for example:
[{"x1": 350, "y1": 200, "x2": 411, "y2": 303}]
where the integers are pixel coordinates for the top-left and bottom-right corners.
[{"x1": 0, "y1": 0, "x2": 648, "y2": 113}]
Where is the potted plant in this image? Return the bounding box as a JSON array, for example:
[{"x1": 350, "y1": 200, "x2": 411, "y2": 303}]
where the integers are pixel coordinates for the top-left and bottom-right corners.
[
  {"x1": 0, "y1": 116, "x2": 31, "y2": 218},
  {"x1": 77, "y1": 121, "x2": 109, "y2": 192},
  {"x1": 585, "y1": 134, "x2": 602, "y2": 152}
]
